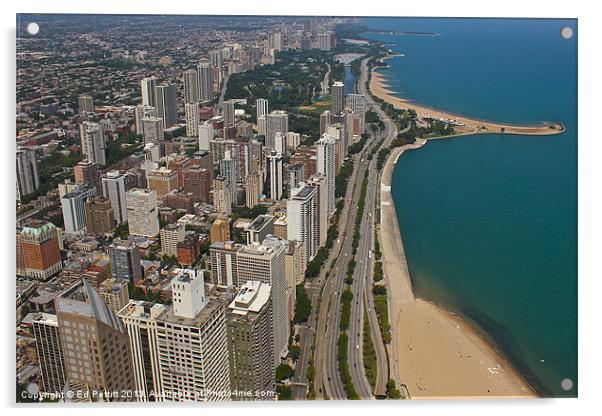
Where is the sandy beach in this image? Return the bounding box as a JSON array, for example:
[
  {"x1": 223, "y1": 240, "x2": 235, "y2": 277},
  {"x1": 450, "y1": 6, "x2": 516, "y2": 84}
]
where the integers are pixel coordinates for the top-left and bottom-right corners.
[
  {"x1": 370, "y1": 57, "x2": 565, "y2": 137},
  {"x1": 375, "y1": 81, "x2": 539, "y2": 398}
]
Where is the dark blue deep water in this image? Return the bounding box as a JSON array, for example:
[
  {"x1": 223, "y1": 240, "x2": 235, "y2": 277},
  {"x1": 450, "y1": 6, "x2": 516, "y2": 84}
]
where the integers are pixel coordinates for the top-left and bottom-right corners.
[{"x1": 363, "y1": 18, "x2": 577, "y2": 397}]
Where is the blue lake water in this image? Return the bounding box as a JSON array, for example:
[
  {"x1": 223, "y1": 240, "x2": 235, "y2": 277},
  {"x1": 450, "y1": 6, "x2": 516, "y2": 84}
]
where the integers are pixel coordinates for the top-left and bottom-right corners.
[{"x1": 363, "y1": 17, "x2": 577, "y2": 397}]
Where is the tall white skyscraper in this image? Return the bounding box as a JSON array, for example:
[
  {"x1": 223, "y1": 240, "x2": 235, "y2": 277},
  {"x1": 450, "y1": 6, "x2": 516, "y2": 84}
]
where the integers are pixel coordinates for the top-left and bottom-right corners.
[
  {"x1": 317, "y1": 133, "x2": 336, "y2": 216},
  {"x1": 197, "y1": 60, "x2": 214, "y2": 102},
  {"x1": 80, "y1": 121, "x2": 106, "y2": 166},
  {"x1": 331, "y1": 81, "x2": 344, "y2": 114},
  {"x1": 198, "y1": 122, "x2": 213, "y2": 151},
  {"x1": 274, "y1": 132, "x2": 286, "y2": 155},
  {"x1": 140, "y1": 76, "x2": 158, "y2": 107},
  {"x1": 346, "y1": 93, "x2": 366, "y2": 132},
  {"x1": 101, "y1": 170, "x2": 128, "y2": 224},
  {"x1": 237, "y1": 236, "x2": 288, "y2": 361},
  {"x1": 183, "y1": 69, "x2": 200, "y2": 104},
  {"x1": 185, "y1": 102, "x2": 200, "y2": 137},
  {"x1": 287, "y1": 183, "x2": 318, "y2": 264},
  {"x1": 256, "y1": 98, "x2": 269, "y2": 122},
  {"x1": 266, "y1": 152, "x2": 283, "y2": 201},
  {"x1": 16, "y1": 147, "x2": 39, "y2": 199},
  {"x1": 61, "y1": 185, "x2": 97, "y2": 234},
  {"x1": 155, "y1": 83, "x2": 178, "y2": 129},
  {"x1": 306, "y1": 173, "x2": 329, "y2": 248},
  {"x1": 119, "y1": 269, "x2": 231, "y2": 402},
  {"x1": 126, "y1": 188, "x2": 160, "y2": 237}
]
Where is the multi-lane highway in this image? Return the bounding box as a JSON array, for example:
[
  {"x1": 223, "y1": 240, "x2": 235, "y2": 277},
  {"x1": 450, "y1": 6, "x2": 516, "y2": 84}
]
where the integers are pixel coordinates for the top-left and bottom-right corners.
[{"x1": 293, "y1": 55, "x2": 402, "y2": 401}]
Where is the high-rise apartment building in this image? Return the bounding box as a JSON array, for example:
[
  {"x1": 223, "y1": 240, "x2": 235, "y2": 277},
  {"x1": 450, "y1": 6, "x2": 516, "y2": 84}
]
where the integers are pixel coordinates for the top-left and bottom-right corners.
[
  {"x1": 245, "y1": 215, "x2": 275, "y2": 245},
  {"x1": 185, "y1": 102, "x2": 200, "y2": 137},
  {"x1": 288, "y1": 163, "x2": 305, "y2": 192},
  {"x1": 197, "y1": 61, "x2": 214, "y2": 102},
  {"x1": 78, "y1": 94, "x2": 94, "y2": 114},
  {"x1": 108, "y1": 238, "x2": 142, "y2": 284},
  {"x1": 155, "y1": 83, "x2": 178, "y2": 129},
  {"x1": 210, "y1": 215, "x2": 231, "y2": 243},
  {"x1": 183, "y1": 165, "x2": 212, "y2": 203},
  {"x1": 146, "y1": 167, "x2": 178, "y2": 199},
  {"x1": 74, "y1": 160, "x2": 99, "y2": 190},
  {"x1": 85, "y1": 196, "x2": 116, "y2": 235},
  {"x1": 346, "y1": 93, "x2": 366, "y2": 133},
  {"x1": 135, "y1": 105, "x2": 158, "y2": 136},
  {"x1": 183, "y1": 68, "x2": 200, "y2": 103},
  {"x1": 98, "y1": 278, "x2": 130, "y2": 313},
  {"x1": 55, "y1": 280, "x2": 135, "y2": 401},
  {"x1": 18, "y1": 221, "x2": 62, "y2": 280},
  {"x1": 160, "y1": 223, "x2": 185, "y2": 257},
  {"x1": 306, "y1": 173, "x2": 329, "y2": 247},
  {"x1": 265, "y1": 152, "x2": 283, "y2": 201},
  {"x1": 227, "y1": 281, "x2": 274, "y2": 400},
  {"x1": 61, "y1": 185, "x2": 97, "y2": 234},
  {"x1": 126, "y1": 188, "x2": 160, "y2": 237},
  {"x1": 287, "y1": 183, "x2": 318, "y2": 264},
  {"x1": 140, "y1": 76, "x2": 158, "y2": 107},
  {"x1": 141, "y1": 117, "x2": 164, "y2": 144},
  {"x1": 31, "y1": 312, "x2": 66, "y2": 396},
  {"x1": 198, "y1": 122, "x2": 213, "y2": 151},
  {"x1": 265, "y1": 111, "x2": 288, "y2": 150},
  {"x1": 209, "y1": 241, "x2": 242, "y2": 287},
  {"x1": 222, "y1": 100, "x2": 235, "y2": 128},
  {"x1": 213, "y1": 176, "x2": 232, "y2": 216},
  {"x1": 256, "y1": 98, "x2": 269, "y2": 122},
  {"x1": 331, "y1": 81, "x2": 344, "y2": 114},
  {"x1": 101, "y1": 170, "x2": 128, "y2": 224},
  {"x1": 80, "y1": 122, "x2": 106, "y2": 166},
  {"x1": 16, "y1": 147, "x2": 39, "y2": 199},
  {"x1": 320, "y1": 110, "x2": 333, "y2": 136},
  {"x1": 245, "y1": 170, "x2": 262, "y2": 208},
  {"x1": 236, "y1": 236, "x2": 288, "y2": 360},
  {"x1": 316, "y1": 133, "x2": 336, "y2": 216}
]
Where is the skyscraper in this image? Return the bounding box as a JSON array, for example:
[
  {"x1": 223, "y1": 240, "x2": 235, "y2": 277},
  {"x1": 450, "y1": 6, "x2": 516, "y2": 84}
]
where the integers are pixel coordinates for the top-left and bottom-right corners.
[
  {"x1": 61, "y1": 185, "x2": 97, "y2": 234},
  {"x1": 85, "y1": 196, "x2": 116, "y2": 235},
  {"x1": 288, "y1": 163, "x2": 305, "y2": 192},
  {"x1": 80, "y1": 121, "x2": 106, "y2": 166},
  {"x1": 108, "y1": 238, "x2": 142, "y2": 284},
  {"x1": 265, "y1": 152, "x2": 283, "y2": 201},
  {"x1": 126, "y1": 188, "x2": 160, "y2": 237},
  {"x1": 209, "y1": 241, "x2": 242, "y2": 286},
  {"x1": 101, "y1": 170, "x2": 128, "y2": 224},
  {"x1": 245, "y1": 170, "x2": 262, "y2": 208},
  {"x1": 316, "y1": 133, "x2": 336, "y2": 216},
  {"x1": 155, "y1": 83, "x2": 178, "y2": 129},
  {"x1": 256, "y1": 98, "x2": 269, "y2": 122},
  {"x1": 287, "y1": 183, "x2": 318, "y2": 264},
  {"x1": 140, "y1": 76, "x2": 158, "y2": 107},
  {"x1": 55, "y1": 279, "x2": 135, "y2": 401},
  {"x1": 331, "y1": 81, "x2": 344, "y2": 114},
  {"x1": 141, "y1": 117, "x2": 164, "y2": 144},
  {"x1": 197, "y1": 60, "x2": 214, "y2": 102},
  {"x1": 227, "y1": 281, "x2": 275, "y2": 400},
  {"x1": 198, "y1": 122, "x2": 213, "y2": 151},
  {"x1": 306, "y1": 173, "x2": 329, "y2": 248},
  {"x1": 185, "y1": 102, "x2": 200, "y2": 137},
  {"x1": 153, "y1": 269, "x2": 230, "y2": 401},
  {"x1": 183, "y1": 68, "x2": 200, "y2": 103},
  {"x1": 146, "y1": 167, "x2": 178, "y2": 199},
  {"x1": 219, "y1": 150, "x2": 238, "y2": 205},
  {"x1": 16, "y1": 147, "x2": 39, "y2": 199},
  {"x1": 265, "y1": 110, "x2": 288, "y2": 150},
  {"x1": 160, "y1": 223, "x2": 185, "y2": 257},
  {"x1": 31, "y1": 313, "x2": 66, "y2": 396},
  {"x1": 213, "y1": 176, "x2": 232, "y2": 216},
  {"x1": 78, "y1": 94, "x2": 94, "y2": 114},
  {"x1": 74, "y1": 160, "x2": 100, "y2": 190},
  {"x1": 346, "y1": 93, "x2": 366, "y2": 133},
  {"x1": 210, "y1": 49, "x2": 224, "y2": 68},
  {"x1": 18, "y1": 221, "x2": 62, "y2": 280},
  {"x1": 236, "y1": 236, "x2": 288, "y2": 361},
  {"x1": 135, "y1": 105, "x2": 158, "y2": 136},
  {"x1": 320, "y1": 110, "x2": 333, "y2": 136},
  {"x1": 222, "y1": 100, "x2": 235, "y2": 128}
]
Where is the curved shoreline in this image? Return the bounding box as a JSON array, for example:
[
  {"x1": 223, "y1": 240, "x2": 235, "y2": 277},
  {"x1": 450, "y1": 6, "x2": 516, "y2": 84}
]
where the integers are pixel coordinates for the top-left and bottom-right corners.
[
  {"x1": 374, "y1": 65, "x2": 539, "y2": 398},
  {"x1": 371, "y1": 56, "x2": 565, "y2": 137}
]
